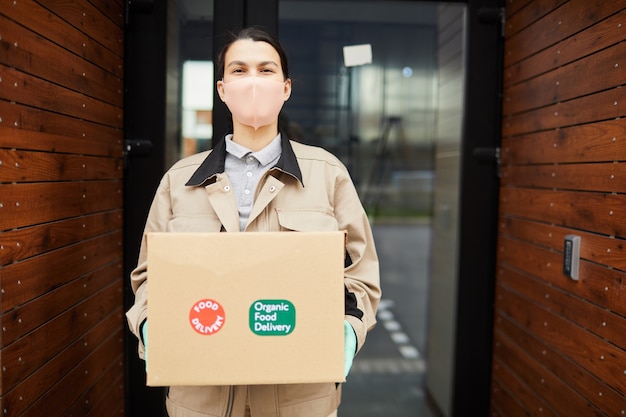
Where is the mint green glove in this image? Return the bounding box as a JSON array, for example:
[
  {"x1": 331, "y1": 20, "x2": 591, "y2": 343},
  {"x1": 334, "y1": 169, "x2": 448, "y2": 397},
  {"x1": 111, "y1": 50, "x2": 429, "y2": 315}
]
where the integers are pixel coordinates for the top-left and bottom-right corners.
[
  {"x1": 344, "y1": 320, "x2": 357, "y2": 378},
  {"x1": 141, "y1": 321, "x2": 148, "y2": 371}
]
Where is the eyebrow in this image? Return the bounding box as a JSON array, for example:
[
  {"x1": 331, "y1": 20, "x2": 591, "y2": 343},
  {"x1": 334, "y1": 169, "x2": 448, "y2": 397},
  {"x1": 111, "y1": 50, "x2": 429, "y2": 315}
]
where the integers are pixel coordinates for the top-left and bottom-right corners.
[{"x1": 227, "y1": 60, "x2": 279, "y2": 68}]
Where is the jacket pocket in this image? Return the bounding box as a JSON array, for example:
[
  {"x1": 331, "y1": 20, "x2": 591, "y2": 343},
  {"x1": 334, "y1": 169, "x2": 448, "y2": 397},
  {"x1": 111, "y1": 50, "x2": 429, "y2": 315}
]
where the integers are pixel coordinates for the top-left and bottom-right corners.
[
  {"x1": 167, "y1": 216, "x2": 223, "y2": 233},
  {"x1": 276, "y1": 209, "x2": 338, "y2": 232},
  {"x1": 276, "y1": 382, "x2": 340, "y2": 417},
  {"x1": 166, "y1": 386, "x2": 230, "y2": 417}
]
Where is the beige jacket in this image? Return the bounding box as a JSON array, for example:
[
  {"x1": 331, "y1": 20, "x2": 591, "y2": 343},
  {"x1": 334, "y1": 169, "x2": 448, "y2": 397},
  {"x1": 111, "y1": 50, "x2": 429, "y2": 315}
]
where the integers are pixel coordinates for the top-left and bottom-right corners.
[{"x1": 126, "y1": 135, "x2": 380, "y2": 417}]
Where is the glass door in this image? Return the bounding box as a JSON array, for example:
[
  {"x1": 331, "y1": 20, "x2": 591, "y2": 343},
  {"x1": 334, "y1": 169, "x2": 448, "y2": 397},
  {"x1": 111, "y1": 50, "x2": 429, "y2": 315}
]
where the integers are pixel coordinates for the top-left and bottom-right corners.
[{"x1": 277, "y1": 2, "x2": 466, "y2": 416}]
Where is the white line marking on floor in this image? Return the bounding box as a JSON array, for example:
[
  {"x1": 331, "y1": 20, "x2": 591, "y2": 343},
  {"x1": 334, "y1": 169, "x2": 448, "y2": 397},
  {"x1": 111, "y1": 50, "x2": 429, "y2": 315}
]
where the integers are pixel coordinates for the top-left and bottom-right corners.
[
  {"x1": 383, "y1": 320, "x2": 401, "y2": 331},
  {"x1": 376, "y1": 299, "x2": 423, "y2": 361},
  {"x1": 399, "y1": 345, "x2": 420, "y2": 359},
  {"x1": 390, "y1": 332, "x2": 410, "y2": 344}
]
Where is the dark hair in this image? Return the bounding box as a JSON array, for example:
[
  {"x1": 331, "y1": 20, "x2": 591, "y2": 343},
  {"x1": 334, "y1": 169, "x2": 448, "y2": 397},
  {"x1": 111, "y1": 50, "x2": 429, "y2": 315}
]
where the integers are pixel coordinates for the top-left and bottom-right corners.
[{"x1": 217, "y1": 27, "x2": 289, "y2": 81}]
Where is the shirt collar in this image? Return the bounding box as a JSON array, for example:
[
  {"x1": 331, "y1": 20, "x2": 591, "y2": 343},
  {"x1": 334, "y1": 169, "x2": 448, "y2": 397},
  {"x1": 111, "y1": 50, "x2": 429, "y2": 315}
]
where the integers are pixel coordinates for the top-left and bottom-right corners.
[
  {"x1": 224, "y1": 133, "x2": 282, "y2": 167},
  {"x1": 185, "y1": 132, "x2": 304, "y2": 187}
]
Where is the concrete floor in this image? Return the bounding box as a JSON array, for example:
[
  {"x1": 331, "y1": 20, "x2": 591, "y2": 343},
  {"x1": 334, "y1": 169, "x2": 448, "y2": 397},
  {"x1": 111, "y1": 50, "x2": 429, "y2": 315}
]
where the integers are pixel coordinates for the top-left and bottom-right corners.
[{"x1": 339, "y1": 222, "x2": 440, "y2": 417}]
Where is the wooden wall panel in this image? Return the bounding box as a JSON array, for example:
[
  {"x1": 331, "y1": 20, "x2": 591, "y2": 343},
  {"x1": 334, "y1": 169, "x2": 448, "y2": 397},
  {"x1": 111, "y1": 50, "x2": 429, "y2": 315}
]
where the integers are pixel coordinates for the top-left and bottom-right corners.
[
  {"x1": 492, "y1": 357, "x2": 559, "y2": 417},
  {"x1": 1, "y1": 0, "x2": 124, "y2": 78},
  {"x1": 502, "y1": 119, "x2": 626, "y2": 164},
  {"x1": 504, "y1": 0, "x2": 625, "y2": 68},
  {"x1": 503, "y1": 87, "x2": 625, "y2": 136},
  {"x1": 492, "y1": 1, "x2": 626, "y2": 415},
  {"x1": 495, "y1": 313, "x2": 626, "y2": 416},
  {"x1": 0, "y1": 181, "x2": 122, "y2": 231},
  {"x1": 499, "y1": 216, "x2": 626, "y2": 271},
  {"x1": 0, "y1": 100, "x2": 122, "y2": 144},
  {"x1": 0, "y1": 14, "x2": 123, "y2": 107},
  {"x1": 504, "y1": 0, "x2": 565, "y2": 38},
  {"x1": 505, "y1": 9, "x2": 626, "y2": 88},
  {"x1": 500, "y1": 188, "x2": 626, "y2": 237},
  {"x1": 504, "y1": 41, "x2": 626, "y2": 115},
  {"x1": 0, "y1": 1, "x2": 125, "y2": 416},
  {"x1": 0, "y1": 125, "x2": 121, "y2": 157},
  {"x1": 0, "y1": 65, "x2": 123, "y2": 126},
  {"x1": 502, "y1": 162, "x2": 626, "y2": 192},
  {"x1": 0, "y1": 212, "x2": 122, "y2": 264}
]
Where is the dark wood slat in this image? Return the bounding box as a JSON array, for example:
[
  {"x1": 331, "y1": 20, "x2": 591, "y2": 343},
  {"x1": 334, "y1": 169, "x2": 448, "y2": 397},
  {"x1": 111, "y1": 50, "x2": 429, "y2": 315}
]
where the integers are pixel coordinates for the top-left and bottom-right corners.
[
  {"x1": 504, "y1": 9, "x2": 626, "y2": 87},
  {"x1": 17, "y1": 330, "x2": 123, "y2": 417},
  {"x1": 492, "y1": 318, "x2": 603, "y2": 416},
  {"x1": 498, "y1": 216, "x2": 626, "y2": 272},
  {"x1": 0, "y1": 181, "x2": 123, "y2": 231},
  {"x1": 490, "y1": 381, "x2": 529, "y2": 417},
  {"x1": 0, "y1": 149, "x2": 122, "y2": 183},
  {"x1": 36, "y1": 0, "x2": 124, "y2": 55},
  {"x1": 0, "y1": 311, "x2": 121, "y2": 408},
  {"x1": 497, "y1": 235, "x2": 626, "y2": 317},
  {"x1": 0, "y1": 101, "x2": 123, "y2": 144},
  {"x1": 504, "y1": 0, "x2": 538, "y2": 20},
  {"x1": 0, "y1": 103, "x2": 122, "y2": 159},
  {"x1": 1, "y1": 1, "x2": 125, "y2": 413},
  {"x1": 86, "y1": 382, "x2": 125, "y2": 417},
  {"x1": 0, "y1": 211, "x2": 123, "y2": 265},
  {"x1": 504, "y1": 0, "x2": 566, "y2": 38},
  {"x1": 491, "y1": 360, "x2": 558, "y2": 417},
  {"x1": 488, "y1": 408, "x2": 505, "y2": 417},
  {"x1": 1, "y1": 282, "x2": 122, "y2": 392},
  {"x1": 1, "y1": 233, "x2": 123, "y2": 311},
  {"x1": 496, "y1": 1, "x2": 626, "y2": 416},
  {"x1": 495, "y1": 285, "x2": 626, "y2": 396},
  {"x1": 1, "y1": 262, "x2": 121, "y2": 346},
  {"x1": 498, "y1": 266, "x2": 626, "y2": 350},
  {"x1": 80, "y1": 181, "x2": 124, "y2": 214},
  {"x1": 495, "y1": 312, "x2": 626, "y2": 417},
  {"x1": 504, "y1": 0, "x2": 625, "y2": 68},
  {"x1": 67, "y1": 363, "x2": 125, "y2": 417},
  {"x1": 0, "y1": 126, "x2": 123, "y2": 158},
  {"x1": 499, "y1": 187, "x2": 626, "y2": 237},
  {"x1": 2, "y1": 0, "x2": 123, "y2": 77},
  {"x1": 0, "y1": 182, "x2": 82, "y2": 231},
  {"x1": 0, "y1": 65, "x2": 123, "y2": 127},
  {"x1": 502, "y1": 87, "x2": 626, "y2": 137},
  {"x1": 501, "y1": 118, "x2": 626, "y2": 164},
  {"x1": 503, "y1": 41, "x2": 626, "y2": 115},
  {"x1": 501, "y1": 162, "x2": 626, "y2": 193},
  {"x1": 90, "y1": 0, "x2": 126, "y2": 29},
  {"x1": 0, "y1": 15, "x2": 123, "y2": 107}
]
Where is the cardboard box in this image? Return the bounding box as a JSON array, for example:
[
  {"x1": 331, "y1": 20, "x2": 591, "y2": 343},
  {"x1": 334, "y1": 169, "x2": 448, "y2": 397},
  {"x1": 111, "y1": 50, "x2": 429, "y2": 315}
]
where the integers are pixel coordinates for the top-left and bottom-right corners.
[{"x1": 146, "y1": 231, "x2": 345, "y2": 386}]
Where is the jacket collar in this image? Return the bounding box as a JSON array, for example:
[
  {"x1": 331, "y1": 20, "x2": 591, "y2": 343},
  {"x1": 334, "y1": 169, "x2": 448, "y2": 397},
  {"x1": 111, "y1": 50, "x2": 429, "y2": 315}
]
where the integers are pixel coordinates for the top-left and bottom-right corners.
[{"x1": 185, "y1": 132, "x2": 304, "y2": 187}]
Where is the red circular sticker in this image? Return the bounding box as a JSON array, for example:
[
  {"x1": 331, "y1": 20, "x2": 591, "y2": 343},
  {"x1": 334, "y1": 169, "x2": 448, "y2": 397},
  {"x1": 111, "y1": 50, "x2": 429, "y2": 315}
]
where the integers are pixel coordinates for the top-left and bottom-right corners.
[{"x1": 189, "y1": 299, "x2": 225, "y2": 335}]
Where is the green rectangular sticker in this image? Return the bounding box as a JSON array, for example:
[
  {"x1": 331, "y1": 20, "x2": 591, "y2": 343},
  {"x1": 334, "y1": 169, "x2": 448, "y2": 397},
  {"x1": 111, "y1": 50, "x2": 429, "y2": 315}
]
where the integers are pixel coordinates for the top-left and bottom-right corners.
[{"x1": 250, "y1": 300, "x2": 296, "y2": 336}]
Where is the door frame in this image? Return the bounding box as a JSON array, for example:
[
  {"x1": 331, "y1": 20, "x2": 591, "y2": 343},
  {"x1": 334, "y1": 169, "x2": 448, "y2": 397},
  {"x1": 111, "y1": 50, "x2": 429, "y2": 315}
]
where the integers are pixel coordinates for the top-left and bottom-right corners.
[
  {"x1": 452, "y1": 0, "x2": 503, "y2": 415},
  {"x1": 122, "y1": 1, "x2": 503, "y2": 416}
]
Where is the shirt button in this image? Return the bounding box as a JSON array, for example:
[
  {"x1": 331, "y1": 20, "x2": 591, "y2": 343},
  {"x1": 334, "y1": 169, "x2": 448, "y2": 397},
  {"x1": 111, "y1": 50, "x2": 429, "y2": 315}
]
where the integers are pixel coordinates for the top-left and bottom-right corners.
[
  {"x1": 269, "y1": 185, "x2": 276, "y2": 193},
  {"x1": 223, "y1": 185, "x2": 231, "y2": 192},
  {"x1": 244, "y1": 189, "x2": 250, "y2": 195},
  {"x1": 246, "y1": 172, "x2": 252, "y2": 177}
]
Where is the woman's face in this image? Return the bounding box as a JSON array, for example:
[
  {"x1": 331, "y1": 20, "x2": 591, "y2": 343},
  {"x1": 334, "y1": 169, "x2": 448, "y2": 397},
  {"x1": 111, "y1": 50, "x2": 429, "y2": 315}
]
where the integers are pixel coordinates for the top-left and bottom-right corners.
[
  {"x1": 216, "y1": 39, "x2": 292, "y2": 129},
  {"x1": 220, "y1": 39, "x2": 289, "y2": 83}
]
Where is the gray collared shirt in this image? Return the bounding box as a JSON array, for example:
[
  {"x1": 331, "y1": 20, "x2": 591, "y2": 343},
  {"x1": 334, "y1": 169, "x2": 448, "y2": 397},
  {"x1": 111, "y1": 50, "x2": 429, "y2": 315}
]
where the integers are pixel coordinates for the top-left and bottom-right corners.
[{"x1": 224, "y1": 133, "x2": 282, "y2": 231}]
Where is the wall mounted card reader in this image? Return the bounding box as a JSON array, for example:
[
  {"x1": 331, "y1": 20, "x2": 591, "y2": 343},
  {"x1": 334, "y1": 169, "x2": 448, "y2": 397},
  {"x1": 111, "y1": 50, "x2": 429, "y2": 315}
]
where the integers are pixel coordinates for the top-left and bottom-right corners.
[{"x1": 563, "y1": 235, "x2": 581, "y2": 281}]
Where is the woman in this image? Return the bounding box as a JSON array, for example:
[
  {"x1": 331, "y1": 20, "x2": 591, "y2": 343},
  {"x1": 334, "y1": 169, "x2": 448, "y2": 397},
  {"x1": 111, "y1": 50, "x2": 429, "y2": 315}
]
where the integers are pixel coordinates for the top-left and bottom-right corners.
[{"x1": 126, "y1": 27, "x2": 381, "y2": 417}]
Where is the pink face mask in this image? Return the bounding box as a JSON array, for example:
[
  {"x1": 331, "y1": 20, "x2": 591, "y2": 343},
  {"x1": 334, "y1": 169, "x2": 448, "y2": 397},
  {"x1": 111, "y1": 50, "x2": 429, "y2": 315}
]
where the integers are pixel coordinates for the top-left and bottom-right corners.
[{"x1": 221, "y1": 77, "x2": 288, "y2": 130}]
